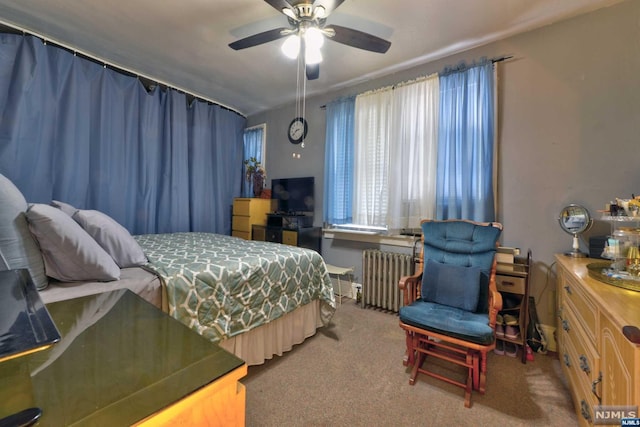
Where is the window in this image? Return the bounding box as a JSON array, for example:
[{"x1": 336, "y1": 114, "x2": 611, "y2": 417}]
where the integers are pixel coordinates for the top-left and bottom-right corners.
[
  {"x1": 242, "y1": 124, "x2": 266, "y2": 198},
  {"x1": 324, "y1": 61, "x2": 496, "y2": 232}
]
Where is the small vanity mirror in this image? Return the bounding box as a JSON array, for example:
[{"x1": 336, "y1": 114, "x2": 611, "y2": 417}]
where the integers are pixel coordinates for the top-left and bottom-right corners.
[{"x1": 558, "y1": 204, "x2": 593, "y2": 257}]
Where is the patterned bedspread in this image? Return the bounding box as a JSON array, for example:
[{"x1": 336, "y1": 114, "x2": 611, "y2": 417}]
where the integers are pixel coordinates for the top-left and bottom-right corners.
[{"x1": 134, "y1": 232, "x2": 335, "y2": 343}]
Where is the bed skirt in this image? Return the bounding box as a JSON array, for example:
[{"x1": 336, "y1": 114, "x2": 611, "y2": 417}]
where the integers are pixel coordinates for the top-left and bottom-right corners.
[{"x1": 218, "y1": 300, "x2": 323, "y2": 366}]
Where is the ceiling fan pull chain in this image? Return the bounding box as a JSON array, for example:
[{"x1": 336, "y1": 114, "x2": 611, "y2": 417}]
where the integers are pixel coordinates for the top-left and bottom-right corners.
[
  {"x1": 302, "y1": 59, "x2": 306, "y2": 147},
  {"x1": 296, "y1": 50, "x2": 303, "y2": 119}
]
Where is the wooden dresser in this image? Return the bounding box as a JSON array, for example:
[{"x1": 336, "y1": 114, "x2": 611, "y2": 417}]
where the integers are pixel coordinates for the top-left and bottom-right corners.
[
  {"x1": 555, "y1": 255, "x2": 640, "y2": 426},
  {"x1": 232, "y1": 197, "x2": 273, "y2": 240}
]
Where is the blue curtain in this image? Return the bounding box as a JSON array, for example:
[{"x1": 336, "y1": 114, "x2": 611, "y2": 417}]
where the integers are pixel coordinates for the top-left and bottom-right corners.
[
  {"x1": 242, "y1": 126, "x2": 264, "y2": 198},
  {"x1": 0, "y1": 35, "x2": 245, "y2": 235},
  {"x1": 436, "y1": 61, "x2": 495, "y2": 222},
  {"x1": 323, "y1": 96, "x2": 355, "y2": 225}
]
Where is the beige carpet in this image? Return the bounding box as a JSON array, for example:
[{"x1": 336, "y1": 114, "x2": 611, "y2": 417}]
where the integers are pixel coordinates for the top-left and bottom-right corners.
[{"x1": 243, "y1": 298, "x2": 578, "y2": 427}]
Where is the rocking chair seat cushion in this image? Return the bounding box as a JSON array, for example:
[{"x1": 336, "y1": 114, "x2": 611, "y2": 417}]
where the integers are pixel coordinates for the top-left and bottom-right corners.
[{"x1": 399, "y1": 300, "x2": 494, "y2": 346}]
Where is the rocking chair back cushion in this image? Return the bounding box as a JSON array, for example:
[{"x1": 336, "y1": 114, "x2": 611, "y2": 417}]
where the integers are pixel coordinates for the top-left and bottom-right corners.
[
  {"x1": 422, "y1": 259, "x2": 481, "y2": 312},
  {"x1": 421, "y1": 220, "x2": 501, "y2": 314}
]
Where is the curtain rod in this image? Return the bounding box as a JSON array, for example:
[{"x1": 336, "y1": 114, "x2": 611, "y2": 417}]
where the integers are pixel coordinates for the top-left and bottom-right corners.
[
  {"x1": 320, "y1": 54, "x2": 513, "y2": 109},
  {"x1": 0, "y1": 19, "x2": 246, "y2": 118}
]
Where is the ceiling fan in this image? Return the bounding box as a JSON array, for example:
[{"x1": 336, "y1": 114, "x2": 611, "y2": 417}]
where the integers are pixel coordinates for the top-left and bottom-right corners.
[{"x1": 228, "y1": 0, "x2": 391, "y2": 80}]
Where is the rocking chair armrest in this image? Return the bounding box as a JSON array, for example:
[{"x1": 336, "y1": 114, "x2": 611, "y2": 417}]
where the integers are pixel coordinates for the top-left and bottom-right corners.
[
  {"x1": 399, "y1": 271, "x2": 423, "y2": 305},
  {"x1": 488, "y1": 288, "x2": 503, "y2": 328}
]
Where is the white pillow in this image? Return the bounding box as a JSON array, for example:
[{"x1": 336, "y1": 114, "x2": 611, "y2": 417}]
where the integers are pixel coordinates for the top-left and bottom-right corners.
[
  {"x1": 50, "y1": 200, "x2": 78, "y2": 217},
  {"x1": 0, "y1": 174, "x2": 47, "y2": 289},
  {"x1": 73, "y1": 209, "x2": 147, "y2": 268},
  {"x1": 26, "y1": 204, "x2": 120, "y2": 282}
]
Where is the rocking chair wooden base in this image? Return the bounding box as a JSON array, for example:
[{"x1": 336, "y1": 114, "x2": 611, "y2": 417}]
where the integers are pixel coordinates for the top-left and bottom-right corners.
[{"x1": 401, "y1": 324, "x2": 493, "y2": 408}]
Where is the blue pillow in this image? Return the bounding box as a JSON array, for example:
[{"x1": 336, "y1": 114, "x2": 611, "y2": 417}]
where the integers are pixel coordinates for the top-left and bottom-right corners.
[{"x1": 422, "y1": 259, "x2": 481, "y2": 312}]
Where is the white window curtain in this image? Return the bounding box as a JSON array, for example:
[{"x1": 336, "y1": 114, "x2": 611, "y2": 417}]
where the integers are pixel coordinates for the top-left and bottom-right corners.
[
  {"x1": 387, "y1": 74, "x2": 439, "y2": 231},
  {"x1": 353, "y1": 88, "x2": 393, "y2": 227}
]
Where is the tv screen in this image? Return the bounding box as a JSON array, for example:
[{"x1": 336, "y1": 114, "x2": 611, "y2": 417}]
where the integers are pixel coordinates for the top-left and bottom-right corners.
[{"x1": 272, "y1": 177, "x2": 314, "y2": 214}]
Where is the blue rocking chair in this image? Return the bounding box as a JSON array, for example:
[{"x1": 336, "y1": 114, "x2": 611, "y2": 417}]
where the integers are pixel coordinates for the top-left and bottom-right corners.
[{"x1": 399, "y1": 219, "x2": 503, "y2": 407}]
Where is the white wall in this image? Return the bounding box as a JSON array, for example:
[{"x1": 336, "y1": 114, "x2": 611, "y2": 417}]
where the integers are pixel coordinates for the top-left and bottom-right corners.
[{"x1": 248, "y1": 0, "x2": 640, "y2": 326}]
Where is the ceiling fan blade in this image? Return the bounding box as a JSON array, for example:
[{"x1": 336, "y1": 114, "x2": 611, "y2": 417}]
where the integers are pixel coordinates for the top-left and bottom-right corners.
[
  {"x1": 306, "y1": 63, "x2": 320, "y2": 80},
  {"x1": 325, "y1": 24, "x2": 391, "y2": 53},
  {"x1": 229, "y1": 28, "x2": 289, "y2": 50},
  {"x1": 313, "y1": 0, "x2": 345, "y2": 17}
]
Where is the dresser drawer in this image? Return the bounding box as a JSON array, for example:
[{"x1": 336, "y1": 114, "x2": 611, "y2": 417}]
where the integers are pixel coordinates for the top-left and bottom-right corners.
[
  {"x1": 496, "y1": 274, "x2": 526, "y2": 295},
  {"x1": 232, "y1": 216, "x2": 251, "y2": 232},
  {"x1": 233, "y1": 199, "x2": 251, "y2": 216},
  {"x1": 560, "y1": 273, "x2": 597, "y2": 344},
  {"x1": 560, "y1": 302, "x2": 599, "y2": 386},
  {"x1": 232, "y1": 230, "x2": 250, "y2": 240},
  {"x1": 560, "y1": 337, "x2": 599, "y2": 427}
]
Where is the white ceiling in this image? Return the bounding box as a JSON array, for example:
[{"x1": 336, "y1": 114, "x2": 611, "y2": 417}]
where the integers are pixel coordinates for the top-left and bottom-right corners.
[{"x1": 0, "y1": 0, "x2": 623, "y2": 116}]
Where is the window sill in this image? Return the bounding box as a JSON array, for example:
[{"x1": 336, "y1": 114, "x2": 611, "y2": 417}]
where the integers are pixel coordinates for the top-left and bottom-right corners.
[{"x1": 322, "y1": 228, "x2": 419, "y2": 248}]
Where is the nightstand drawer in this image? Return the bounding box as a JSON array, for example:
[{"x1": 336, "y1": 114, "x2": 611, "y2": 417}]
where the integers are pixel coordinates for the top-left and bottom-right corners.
[
  {"x1": 282, "y1": 230, "x2": 297, "y2": 246},
  {"x1": 496, "y1": 274, "x2": 526, "y2": 295}
]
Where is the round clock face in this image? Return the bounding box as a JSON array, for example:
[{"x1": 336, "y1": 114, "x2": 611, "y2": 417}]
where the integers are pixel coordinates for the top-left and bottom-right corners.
[{"x1": 288, "y1": 117, "x2": 308, "y2": 144}]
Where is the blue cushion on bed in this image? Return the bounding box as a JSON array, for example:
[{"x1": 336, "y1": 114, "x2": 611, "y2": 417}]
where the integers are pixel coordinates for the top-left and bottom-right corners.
[{"x1": 421, "y1": 259, "x2": 481, "y2": 312}]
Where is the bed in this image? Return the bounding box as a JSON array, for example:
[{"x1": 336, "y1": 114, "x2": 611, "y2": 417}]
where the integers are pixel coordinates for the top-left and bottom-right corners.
[{"x1": 0, "y1": 173, "x2": 335, "y2": 366}]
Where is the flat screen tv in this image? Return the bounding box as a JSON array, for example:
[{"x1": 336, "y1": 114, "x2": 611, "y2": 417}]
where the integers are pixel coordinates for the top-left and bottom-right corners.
[{"x1": 272, "y1": 177, "x2": 314, "y2": 214}]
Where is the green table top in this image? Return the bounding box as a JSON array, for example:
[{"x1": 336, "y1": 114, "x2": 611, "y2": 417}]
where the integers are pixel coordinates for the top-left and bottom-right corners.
[{"x1": 0, "y1": 289, "x2": 245, "y2": 426}]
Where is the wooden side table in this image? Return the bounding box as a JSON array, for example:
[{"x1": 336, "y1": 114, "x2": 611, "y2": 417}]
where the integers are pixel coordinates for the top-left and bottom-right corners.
[{"x1": 0, "y1": 289, "x2": 246, "y2": 426}]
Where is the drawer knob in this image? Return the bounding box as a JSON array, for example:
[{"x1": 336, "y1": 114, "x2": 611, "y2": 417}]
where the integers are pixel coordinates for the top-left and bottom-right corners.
[
  {"x1": 579, "y1": 354, "x2": 590, "y2": 374},
  {"x1": 564, "y1": 285, "x2": 572, "y2": 295},
  {"x1": 563, "y1": 353, "x2": 571, "y2": 367},
  {"x1": 562, "y1": 319, "x2": 570, "y2": 332}
]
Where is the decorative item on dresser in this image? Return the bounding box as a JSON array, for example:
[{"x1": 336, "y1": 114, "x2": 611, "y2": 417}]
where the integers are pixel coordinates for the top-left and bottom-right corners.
[
  {"x1": 556, "y1": 255, "x2": 640, "y2": 426},
  {"x1": 231, "y1": 197, "x2": 274, "y2": 240}
]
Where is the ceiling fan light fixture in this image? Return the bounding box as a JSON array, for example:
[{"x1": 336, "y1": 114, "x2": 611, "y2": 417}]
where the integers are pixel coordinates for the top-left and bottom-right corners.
[
  {"x1": 282, "y1": 7, "x2": 297, "y2": 20},
  {"x1": 305, "y1": 45, "x2": 322, "y2": 65},
  {"x1": 304, "y1": 26, "x2": 324, "y2": 49},
  {"x1": 281, "y1": 34, "x2": 301, "y2": 59},
  {"x1": 312, "y1": 6, "x2": 326, "y2": 19}
]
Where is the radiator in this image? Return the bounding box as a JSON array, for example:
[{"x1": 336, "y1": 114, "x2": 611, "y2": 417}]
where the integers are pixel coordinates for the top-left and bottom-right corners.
[{"x1": 361, "y1": 250, "x2": 414, "y2": 312}]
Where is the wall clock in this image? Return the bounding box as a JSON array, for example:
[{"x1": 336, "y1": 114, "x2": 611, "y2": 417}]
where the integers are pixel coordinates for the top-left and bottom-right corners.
[{"x1": 288, "y1": 117, "x2": 308, "y2": 144}]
